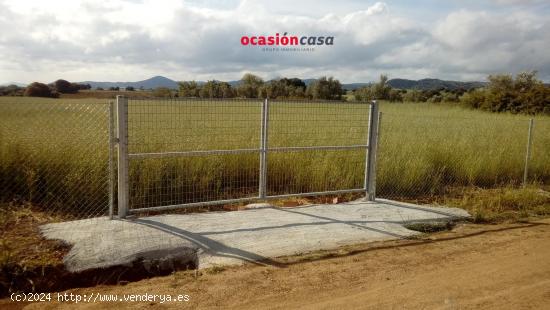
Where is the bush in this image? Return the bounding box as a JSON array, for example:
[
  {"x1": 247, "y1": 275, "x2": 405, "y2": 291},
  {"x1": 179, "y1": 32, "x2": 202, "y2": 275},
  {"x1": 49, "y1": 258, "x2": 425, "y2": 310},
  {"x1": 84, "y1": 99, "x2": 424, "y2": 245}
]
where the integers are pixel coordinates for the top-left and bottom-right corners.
[
  {"x1": 24, "y1": 83, "x2": 58, "y2": 98},
  {"x1": 53, "y1": 79, "x2": 80, "y2": 94},
  {"x1": 460, "y1": 71, "x2": 550, "y2": 114},
  {"x1": 237, "y1": 73, "x2": 264, "y2": 98},
  {"x1": 306, "y1": 76, "x2": 343, "y2": 100},
  {"x1": 0, "y1": 85, "x2": 24, "y2": 96}
]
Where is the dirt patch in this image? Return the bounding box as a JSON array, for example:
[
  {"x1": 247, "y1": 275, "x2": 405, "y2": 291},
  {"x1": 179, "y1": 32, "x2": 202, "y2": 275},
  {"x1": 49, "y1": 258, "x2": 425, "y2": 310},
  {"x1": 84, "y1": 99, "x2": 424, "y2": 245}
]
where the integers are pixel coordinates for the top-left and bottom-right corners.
[
  {"x1": 2, "y1": 219, "x2": 548, "y2": 309},
  {"x1": 0, "y1": 205, "x2": 67, "y2": 296}
]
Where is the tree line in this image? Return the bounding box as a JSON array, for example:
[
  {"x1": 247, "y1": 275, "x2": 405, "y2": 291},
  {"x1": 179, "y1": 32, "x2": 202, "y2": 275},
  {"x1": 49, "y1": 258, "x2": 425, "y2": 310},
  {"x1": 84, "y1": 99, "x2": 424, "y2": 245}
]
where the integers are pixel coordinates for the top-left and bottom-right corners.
[
  {"x1": 352, "y1": 74, "x2": 465, "y2": 103},
  {"x1": 0, "y1": 80, "x2": 92, "y2": 98},
  {"x1": 3, "y1": 71, "x2": 548, "y2": 114},
  {"x1": 351, "y1": 71, "x2": 549, "y2": 114},
  {"x1": 178, "y1": 74, "x2": 344, "y2": 100}
]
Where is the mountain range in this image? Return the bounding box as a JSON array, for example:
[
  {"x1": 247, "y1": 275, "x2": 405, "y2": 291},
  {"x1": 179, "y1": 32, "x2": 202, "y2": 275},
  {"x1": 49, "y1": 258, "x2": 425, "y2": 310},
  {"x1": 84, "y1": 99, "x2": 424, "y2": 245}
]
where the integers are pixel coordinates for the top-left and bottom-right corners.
[
  {"x1": 80, "y1": 76, "x2": 179, "y2": 89},
  {"x1": 3, "y1": 76, "x2": 487, "y2": 91}
]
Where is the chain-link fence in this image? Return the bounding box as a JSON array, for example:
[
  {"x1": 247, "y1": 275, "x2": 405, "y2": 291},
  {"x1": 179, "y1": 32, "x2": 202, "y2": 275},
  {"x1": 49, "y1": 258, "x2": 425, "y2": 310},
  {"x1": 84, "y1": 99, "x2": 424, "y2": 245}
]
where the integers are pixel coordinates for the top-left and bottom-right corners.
[
  {"x1": 530, "y1": 119, "x2": 550, "y2": 183},
  {"x1": 1, "y1": 97, "x2": 549, "y2": 220},
  {"x1": 0, "y1": 98, "x2": 111, "y2": 219},
  {"x1": 376, "y1": 110, "x2": 550, "y2": 201},
  {"x1": 126, "y1": 98, "x2": 263, "y2": 211}
]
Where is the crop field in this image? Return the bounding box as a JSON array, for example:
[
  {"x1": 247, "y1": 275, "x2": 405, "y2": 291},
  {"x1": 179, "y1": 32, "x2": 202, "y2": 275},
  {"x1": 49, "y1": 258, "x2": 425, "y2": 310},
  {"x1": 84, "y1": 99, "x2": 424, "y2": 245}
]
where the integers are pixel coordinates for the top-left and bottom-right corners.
[{"x1": 0, "y1": 97, "x2": 549, "y2": 217}]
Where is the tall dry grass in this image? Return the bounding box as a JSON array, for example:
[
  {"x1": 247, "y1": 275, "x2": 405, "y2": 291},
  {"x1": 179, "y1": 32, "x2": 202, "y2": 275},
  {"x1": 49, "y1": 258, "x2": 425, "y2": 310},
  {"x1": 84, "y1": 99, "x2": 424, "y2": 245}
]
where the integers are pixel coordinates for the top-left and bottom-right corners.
[{"x1": 0, "y1": 97, "x2": 549, "y2": 217}]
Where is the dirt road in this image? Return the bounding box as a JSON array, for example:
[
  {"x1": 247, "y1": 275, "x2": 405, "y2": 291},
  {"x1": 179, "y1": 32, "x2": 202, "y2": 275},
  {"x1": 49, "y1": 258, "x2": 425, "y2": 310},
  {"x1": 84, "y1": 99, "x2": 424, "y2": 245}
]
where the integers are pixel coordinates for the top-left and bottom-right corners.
[{"x1": 4, "y1": 219, "x2": 550, "y2": 309}]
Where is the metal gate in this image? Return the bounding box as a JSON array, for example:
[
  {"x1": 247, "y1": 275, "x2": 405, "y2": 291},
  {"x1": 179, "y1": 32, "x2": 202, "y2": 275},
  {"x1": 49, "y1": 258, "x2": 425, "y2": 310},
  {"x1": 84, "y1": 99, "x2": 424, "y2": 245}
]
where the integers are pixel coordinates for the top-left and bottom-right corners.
[{"x1": 113, "y1": 96, "x2": 380, "y2": 218}]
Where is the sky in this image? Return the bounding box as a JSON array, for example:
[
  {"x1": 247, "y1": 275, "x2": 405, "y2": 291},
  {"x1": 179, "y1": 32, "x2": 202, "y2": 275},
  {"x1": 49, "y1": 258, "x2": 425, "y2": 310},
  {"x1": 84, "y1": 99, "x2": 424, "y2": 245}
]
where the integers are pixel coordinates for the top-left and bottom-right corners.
[{"x1": 0, "y1": 0, "x2": 549, "y2": 84}]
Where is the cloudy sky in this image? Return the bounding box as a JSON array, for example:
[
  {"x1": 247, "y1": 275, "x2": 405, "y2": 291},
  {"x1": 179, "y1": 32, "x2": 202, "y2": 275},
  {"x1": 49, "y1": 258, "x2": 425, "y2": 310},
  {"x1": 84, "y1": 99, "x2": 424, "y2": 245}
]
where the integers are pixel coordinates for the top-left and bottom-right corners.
[{"x1": 1, "y1": 0, "x2": 549, "y2": 84}]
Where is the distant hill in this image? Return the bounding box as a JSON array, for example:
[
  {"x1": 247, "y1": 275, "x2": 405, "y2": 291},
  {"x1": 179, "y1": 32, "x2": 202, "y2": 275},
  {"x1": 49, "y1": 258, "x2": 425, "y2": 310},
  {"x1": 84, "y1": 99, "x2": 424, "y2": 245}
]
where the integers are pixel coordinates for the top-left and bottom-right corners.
[
  {"x1": 81, "y1": 76, "x2": 179, "y2": 89},
  {"x1": 387, "y1": 78, "x2": 485, "y2": 90},
  {"x1": 0, "y1": 82, "x2": 27, "y2": 87},
  {"x1": 76, "y1": 76, "x2": 485, "y2": 91}
]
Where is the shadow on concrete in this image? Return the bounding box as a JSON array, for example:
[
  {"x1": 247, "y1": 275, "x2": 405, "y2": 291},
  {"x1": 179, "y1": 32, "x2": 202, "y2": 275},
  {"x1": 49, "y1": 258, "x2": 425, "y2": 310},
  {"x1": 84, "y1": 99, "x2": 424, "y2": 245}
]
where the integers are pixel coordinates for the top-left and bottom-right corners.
[
  {"x1": 125, "y1": 201, "x2": 468, "y2": 269},
  {"x1": 375, "y1": 198, "x2": 470, "y2": 219},
  {"x1": 130, "y1": 218, "x2": 287, "y2": 268}
]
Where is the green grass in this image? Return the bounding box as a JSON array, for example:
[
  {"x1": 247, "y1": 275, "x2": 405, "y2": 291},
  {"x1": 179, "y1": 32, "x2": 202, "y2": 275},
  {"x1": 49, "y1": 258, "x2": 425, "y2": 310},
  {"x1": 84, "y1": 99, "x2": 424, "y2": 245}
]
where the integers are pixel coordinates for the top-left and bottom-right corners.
[{"x1": 0, "y1": 97, "x2": 549, "y2": 217}]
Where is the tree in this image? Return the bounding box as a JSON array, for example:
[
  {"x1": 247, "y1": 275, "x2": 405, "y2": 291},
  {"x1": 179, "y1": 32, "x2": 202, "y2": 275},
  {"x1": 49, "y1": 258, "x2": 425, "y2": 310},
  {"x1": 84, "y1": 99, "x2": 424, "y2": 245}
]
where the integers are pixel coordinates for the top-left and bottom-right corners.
[
  {"x1": 178, "y1": 81, "x2": 200, "y2": 97},
  {"x1": 0, "y1": 84, "x2": 24, "y2": 96},
  {"x1": 402, "y1": 89, "x2": 425, "y2": 102},
  {"x1": 371, "y1": 74, "x2": 391, "y2": 100},
  {"x1": 388, "y1": 89, "x2": 403, "y2": 102},
  {"x1": 352, "y1": 75, "x2": 392, "y2": 101},
  {"x1": 460, "y1": 71, "x2": 550, "y2": 114},
  {"x1": 306, "y1": 76, "x2": 343, "y2": 100},
  {"x1": 218, "y1": 82, "x2": 235, "y2": 98},
  {"x1": 126, "y1": 86, "x2": 135, "y2": 91},
  {"x1": 237, "y1": 73, "x2": 264, "y2": 98},
  {"x1": 24, "y1": 82, "x2": 58, "y2": 98},
  {"x1": 280, "y1": 78, "x2": 306, "y2": 89},
  {"x1": 353, "y1": 85, "x2": 373, "y2": 101},
  {"x1": 198, "y1": 80, "x2": 235, "y2": 98},
  {"x1": 52, "y1": 79, "x2": 82, "y2": 94}
]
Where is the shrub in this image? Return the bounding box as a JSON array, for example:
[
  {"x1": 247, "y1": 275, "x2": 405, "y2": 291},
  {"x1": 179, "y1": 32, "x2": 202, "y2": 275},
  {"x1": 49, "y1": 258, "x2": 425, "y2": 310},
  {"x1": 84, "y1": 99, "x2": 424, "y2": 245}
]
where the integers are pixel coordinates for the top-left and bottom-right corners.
[
  {"x1": 53, "y1": 79, "x2": 79, "y2": 94},
  {"x1": 460, "y1": 71, "x2": 550, "y2": 114},
  {"x1": 24, "y1": 82, "x2": 58, "y2": 98}
]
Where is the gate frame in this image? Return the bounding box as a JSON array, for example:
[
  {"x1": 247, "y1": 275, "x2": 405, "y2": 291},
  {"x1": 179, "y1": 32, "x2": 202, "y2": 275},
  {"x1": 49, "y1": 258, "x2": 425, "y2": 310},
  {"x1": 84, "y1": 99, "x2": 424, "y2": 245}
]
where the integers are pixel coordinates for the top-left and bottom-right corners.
[{"x1": 114, "y1": 96, "x2": 380, "y2": 218}]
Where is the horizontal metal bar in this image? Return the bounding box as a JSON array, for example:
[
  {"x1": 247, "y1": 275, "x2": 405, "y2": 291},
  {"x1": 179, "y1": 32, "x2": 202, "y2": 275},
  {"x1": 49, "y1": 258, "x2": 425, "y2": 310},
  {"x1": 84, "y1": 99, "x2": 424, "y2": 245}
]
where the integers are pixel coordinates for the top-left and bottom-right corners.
[
  {"x1": 129, "y1": 145, "x2": 368, "y2": 159},
  {"x1": 129, "y1": 188, "x2": 367, "y2": 214},
  {"x1": 128, "y1": 197, "x2": 259, "y2": 213},
  {"x1": 268, "y1": 145, "x2": 368, "y2": 152},
  {"x1": 265, "y1": 188, "x2": 366, "y2": 199},
  {"x1": 129, "y1": 148, "x2": 260, "y2": 159}
]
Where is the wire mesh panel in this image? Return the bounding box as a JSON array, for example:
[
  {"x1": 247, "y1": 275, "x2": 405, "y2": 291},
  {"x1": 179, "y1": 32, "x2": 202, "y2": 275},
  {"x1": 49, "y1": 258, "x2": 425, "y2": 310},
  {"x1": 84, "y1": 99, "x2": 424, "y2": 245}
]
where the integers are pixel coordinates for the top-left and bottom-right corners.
[
  {"x1": 377, "y1": 112, "x2": 536, "y2": 200},
  {"x1": 268, "y1": 100, "x2": 369, "y2": 148},
  {"x1": 266, "y1": 149, "x2": 366, "y2": 196},
  {"x1": 126, "y1": 98, "x2": 262, "y2": 211},
  {"x1": 0, "y1": 97, "x2": 110, "y2": 219},
  {"x1": 530, "y1": 118, "x2": 550, "y2": 184},
  {"x1": 266, "y1": 100, "x2": 370, "y2": 196}
]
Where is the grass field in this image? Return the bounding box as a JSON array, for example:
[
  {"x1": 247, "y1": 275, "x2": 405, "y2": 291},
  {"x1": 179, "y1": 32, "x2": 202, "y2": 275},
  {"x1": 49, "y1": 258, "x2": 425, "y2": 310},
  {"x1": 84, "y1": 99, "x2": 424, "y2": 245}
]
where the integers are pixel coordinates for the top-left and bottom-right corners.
[{"x1": 0, "y1": 97, "x2": 549, "y2": 217}]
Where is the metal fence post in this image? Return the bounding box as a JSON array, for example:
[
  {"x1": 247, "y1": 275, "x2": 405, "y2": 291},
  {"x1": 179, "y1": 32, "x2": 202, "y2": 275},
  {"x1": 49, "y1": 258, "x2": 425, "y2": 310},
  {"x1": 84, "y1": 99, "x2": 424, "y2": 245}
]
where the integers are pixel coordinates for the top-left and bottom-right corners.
[
  {"x1": 116, "y1": 96, "x2": 129, "y2": 218},
  {"x1": 108, "y1": 101, "x2": 115, "y2": 219},
  {"x1": 259, "y1": 98, "x2": 269, "y2": 199},
  {"x1": 523, "y1": 118, "x2": 534, "y2": 187},
  {"x1": 365, "y1": 100, "x2": 380, "y2": 201}
]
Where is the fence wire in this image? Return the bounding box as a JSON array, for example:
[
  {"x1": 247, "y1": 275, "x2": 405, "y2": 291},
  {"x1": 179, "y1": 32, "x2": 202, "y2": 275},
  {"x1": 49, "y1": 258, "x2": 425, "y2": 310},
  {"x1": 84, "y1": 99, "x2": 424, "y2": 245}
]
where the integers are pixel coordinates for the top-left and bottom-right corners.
[
  {"x1": 0, "y1": 98, "x2": 110, "y2": 219},
  {"x1": 266, "y1": 100, "x2": 369, "y2": 196},
  {"x1": 126, "y1": 98, "x2": 262, "y2": 210},
  {"x1": 2, "y1": 97, "x2": 549, "y2": 219},
  {"x1": 530, "y1": 118, "x2": 550, "y2": 184},
  {"x1": 377, "y1": 112, "x2": 549, "y2": 200},
  {"x1": 125, "y1": 98, "x2": 371, "y2": 212}
]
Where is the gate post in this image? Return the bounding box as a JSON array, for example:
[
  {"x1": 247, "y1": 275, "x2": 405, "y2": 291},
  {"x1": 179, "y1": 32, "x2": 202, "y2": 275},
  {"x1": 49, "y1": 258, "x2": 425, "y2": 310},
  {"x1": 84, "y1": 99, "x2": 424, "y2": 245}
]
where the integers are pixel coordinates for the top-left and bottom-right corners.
[
  {"x1": 259, "y1": 98, "x2": 269, "y2": 199},
  {"x1": 116, "y1": 96, "x2": 129, "y2": 218},
  {"x1": 365, "y1": 100, "x2": 380, "y2": 201},
  {"x1": 108, "y1": 101, "x2": 115, "y2": 219}
]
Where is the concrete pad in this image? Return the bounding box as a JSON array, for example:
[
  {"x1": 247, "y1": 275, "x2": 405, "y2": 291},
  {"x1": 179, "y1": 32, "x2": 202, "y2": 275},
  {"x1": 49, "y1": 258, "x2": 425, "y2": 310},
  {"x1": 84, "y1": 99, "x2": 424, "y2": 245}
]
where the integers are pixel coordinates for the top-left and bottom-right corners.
[{"x1": 40, "y1": 199, "x2": 470, "y2": 272}]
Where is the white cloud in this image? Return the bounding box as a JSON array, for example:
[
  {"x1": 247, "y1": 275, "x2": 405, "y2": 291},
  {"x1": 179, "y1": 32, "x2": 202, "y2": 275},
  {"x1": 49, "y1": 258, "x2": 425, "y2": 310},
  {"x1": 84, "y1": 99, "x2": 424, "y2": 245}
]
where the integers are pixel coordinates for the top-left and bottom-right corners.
[{"x1": 0, "y1": 0, "x2": 549, "y2": 83}]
